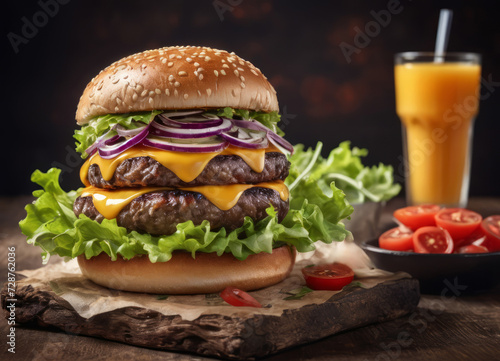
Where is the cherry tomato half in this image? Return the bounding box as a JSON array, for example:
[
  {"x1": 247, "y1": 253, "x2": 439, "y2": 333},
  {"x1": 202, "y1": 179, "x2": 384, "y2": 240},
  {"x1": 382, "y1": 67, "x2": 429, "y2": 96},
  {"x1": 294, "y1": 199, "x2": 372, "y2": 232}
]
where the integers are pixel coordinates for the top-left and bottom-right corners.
[
  {"x1": 220, "y1": 287, "x2": 262, "y2": 308},
  {"x1": 378, "y1": 227, "x2": 414, "y2": 251},
  {"x1": 302, "y1": 263, "x2": 354, "y2": 291},
  {"x1": 413, "y1": 226, "x2": 454, "y2": 254},
  {"x1": 453, "y1": 227, "x2": 487, "y2": 248},
  {"x1": 434, "y1": 208, "x2": 482, "y2": 240},
  {"x1": 393, "y1": 204, "x2": 441, "y2": 230},
  {"x1": 480, "y1": 215, "x2": 500, "y2": 252},
  {"x1": 456, "y1": 244, "x2": 489, "y2": 254}
]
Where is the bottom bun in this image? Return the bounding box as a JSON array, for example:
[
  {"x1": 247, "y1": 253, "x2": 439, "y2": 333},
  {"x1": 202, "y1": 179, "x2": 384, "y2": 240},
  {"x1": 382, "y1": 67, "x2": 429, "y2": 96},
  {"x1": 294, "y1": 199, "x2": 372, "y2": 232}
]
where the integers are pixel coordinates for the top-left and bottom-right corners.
[{"x1": 77, "y1": 246, "x2": 296, "y2": 294}]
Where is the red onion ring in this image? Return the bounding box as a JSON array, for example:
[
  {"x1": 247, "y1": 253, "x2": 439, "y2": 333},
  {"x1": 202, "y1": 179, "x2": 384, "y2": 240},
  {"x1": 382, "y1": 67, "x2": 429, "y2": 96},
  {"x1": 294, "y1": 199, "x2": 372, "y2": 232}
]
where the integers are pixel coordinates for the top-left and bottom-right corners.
[
  {"x1": 113, "y1": 123, "x2": 149, "y2": 137},
  {"x1": 220, "y1": 130, "x2": 269, "y2": 149},
  {"x1": 143, "y1": 136, "x2": 229, "y2": 153},
  {"x1": 151, "y1": 118, "x2": 232, "y2": 139},
  {"x1": 229, "y1": 118, "x2": 294, "y2": 154},
  {"x1": 158, "y1": 113, "x2": 222, "y2": 129},
  {"x1": 98, "y1": 124, "x2": 150, "y2": 159}
]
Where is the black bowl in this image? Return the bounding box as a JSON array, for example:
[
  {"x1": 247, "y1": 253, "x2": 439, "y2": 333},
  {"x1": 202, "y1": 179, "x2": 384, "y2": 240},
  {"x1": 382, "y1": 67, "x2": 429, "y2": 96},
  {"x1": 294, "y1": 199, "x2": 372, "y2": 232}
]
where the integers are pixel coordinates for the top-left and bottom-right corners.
[{"x1": 361, "y1": 239, "x2": 500, "y2": 294}]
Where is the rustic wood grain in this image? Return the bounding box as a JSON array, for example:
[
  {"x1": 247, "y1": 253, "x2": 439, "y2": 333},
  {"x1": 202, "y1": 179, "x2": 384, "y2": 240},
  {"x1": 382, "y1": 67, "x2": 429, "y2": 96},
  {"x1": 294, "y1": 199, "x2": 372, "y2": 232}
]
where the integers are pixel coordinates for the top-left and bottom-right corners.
[
  {"x1": 2, "y1": 197, "x2": 500, "y2": 361},
  {"x1": 1, "y1": 275, "x2": 419, "y2": 360}
]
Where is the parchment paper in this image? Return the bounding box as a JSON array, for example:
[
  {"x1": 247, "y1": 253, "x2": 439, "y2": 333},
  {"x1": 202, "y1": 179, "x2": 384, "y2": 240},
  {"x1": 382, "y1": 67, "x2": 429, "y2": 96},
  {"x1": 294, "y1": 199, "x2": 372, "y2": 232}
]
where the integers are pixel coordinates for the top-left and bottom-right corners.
[{"x1": 19, "y1": 239, "x2": 408, "y2": 321}]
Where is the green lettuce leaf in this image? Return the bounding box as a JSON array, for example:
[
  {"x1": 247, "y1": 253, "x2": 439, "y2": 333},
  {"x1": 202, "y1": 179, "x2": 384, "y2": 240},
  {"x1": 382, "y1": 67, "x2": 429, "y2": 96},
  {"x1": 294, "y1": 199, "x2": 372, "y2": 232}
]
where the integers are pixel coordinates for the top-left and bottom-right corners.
[
  {"x1": 287, "y1": 141, "x2": 401, "y2": 204},
  {"x1": 20, "y1": 168, "x2": 352, "y2": 263},
  {"x1": 74, "y1": 111, "x2": 162, "y2": 158}
]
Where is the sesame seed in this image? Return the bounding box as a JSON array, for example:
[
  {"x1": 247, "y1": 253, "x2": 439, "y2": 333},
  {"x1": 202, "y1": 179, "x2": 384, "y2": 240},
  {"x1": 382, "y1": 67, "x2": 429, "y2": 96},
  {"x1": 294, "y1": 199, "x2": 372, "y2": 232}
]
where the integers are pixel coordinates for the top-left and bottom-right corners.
[
  {"x1": 116, "y1": 97, "x2": 122, "y2": 105},
  {"x1": 176, "y1": 55, "x2": 182, "y2": 59},
  {"x1": 165, "y1": 89, "x2": 170, "y2": 96},
  {"x1": 198, "y1": 74, "x2": 204, "y2": 80},
  {"x1": 115, "y1": 106, "x2": 120, "y2": 111},
  {"x1": 178, "y1": 71, "x2": 188, "y2": 77},
  {"x1": 221, "y1": 59, "x2": 226, "y2": 63},
  {"x1": 205, "y1": 56, "x2": 211, "y2": 61},
  {"x1": 161, "y1": 58, "x2": 167, "y2": 64},
  {"x1": 155, "y1": 88, "x2": 161, "y2": 94},
  {"x1": 234, "y1": 70, "x2": 239, "y2": 77},
  {"x1": 237, "y1": 67, "x2": 244, "y2": 72},
  {"x1": 240, "y1": 82, "x2": 246, "y2": 88},
  {"x1": 240, "y1": 76, "x2": 245, "y2": 82},
  {"x1": 141, "y1": 90, "x2": 148, "y2": 97},
  {"x1": 206, "y1": 88, "x2": 212, "y2": 96},
  {"x1": 132, "y1": 93, "x2": 138, "y2": 101},
  {"x1": 168, "y1": 75, "x2": 175, "y2": 82},
  {"x1": 186, "y1": 57, "x2": 193, "y2": 63},
  {"x1": 184, "y1": 93, "x2": 189, "y2": 100},
  {"x1": 174, "y1": 89, "x2": 179, "y2": 97},
  {"x1": 214, "y1": 70, "x2": 219, "y2": 77},
  {"x1": 250, "y1": 69, "x2": 258, "y2": 76},
  {"x1": 197, "y1": 90, "x2": 202, "y2": 97},
  {"x1": 149, "y1": 90, "x2": 155, "y2": 96},
  {"x1": 220, "y1": 69, "x2": 226, "y2": 75},
  {"x1": 169, "y1": 54, "x2": 176, "y2": 59},
  {"x1": 194, "y1": 62, "x2": 200, "y2": 67},
  {"x1": 174, "y1": 81, "x2": 181, "y2": 87},
  {"x1": 222, "y1": 64, "x2": 229, "y2": 69},
  {"x1": 149, "y1": 97, "x2": 154, "y2": 104},
  {"x1": 232, "y1": 89, "x2": 237, "y2": 97}
]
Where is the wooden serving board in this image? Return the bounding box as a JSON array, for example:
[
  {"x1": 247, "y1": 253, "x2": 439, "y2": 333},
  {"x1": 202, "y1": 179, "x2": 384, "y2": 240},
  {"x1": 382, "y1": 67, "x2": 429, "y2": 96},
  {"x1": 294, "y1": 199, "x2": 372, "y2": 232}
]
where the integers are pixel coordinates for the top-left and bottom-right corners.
[{"x1": 1, "y1": 263, "x2": 419, "y2": 360}]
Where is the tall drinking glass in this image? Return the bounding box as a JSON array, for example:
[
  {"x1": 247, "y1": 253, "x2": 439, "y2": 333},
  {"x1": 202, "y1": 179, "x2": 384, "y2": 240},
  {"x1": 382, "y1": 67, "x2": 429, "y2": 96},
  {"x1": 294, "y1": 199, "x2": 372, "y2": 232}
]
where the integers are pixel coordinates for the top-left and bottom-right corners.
[{"x1": 394, "y1": 52, "x2": 481, "y2": 208}]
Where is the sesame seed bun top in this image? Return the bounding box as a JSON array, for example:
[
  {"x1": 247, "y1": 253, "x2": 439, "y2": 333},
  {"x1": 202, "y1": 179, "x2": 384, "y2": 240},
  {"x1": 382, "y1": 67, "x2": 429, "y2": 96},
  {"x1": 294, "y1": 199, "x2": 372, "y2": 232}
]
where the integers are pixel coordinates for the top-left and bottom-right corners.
[{"x1": 75, "y1": 46, "x2": 279, "y2": 125}]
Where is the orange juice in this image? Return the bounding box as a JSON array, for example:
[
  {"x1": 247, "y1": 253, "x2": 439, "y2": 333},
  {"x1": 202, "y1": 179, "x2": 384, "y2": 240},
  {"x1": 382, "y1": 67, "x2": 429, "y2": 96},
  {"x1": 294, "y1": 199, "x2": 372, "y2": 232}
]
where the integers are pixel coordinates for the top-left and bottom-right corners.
[{"x1": 395, "y1": 61, "x2": 481, "y2": 206}]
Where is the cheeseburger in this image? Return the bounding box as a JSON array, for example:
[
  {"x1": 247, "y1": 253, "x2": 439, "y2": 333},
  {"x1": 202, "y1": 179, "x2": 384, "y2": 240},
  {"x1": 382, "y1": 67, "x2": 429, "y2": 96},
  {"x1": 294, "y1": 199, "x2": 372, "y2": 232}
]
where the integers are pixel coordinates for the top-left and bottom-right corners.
[
  {"x1": 21, "y1": 46, "x2": 352, "y2": 295},
  {"x1": 73, "y1": 46, "x2": 294, "y2": 294}
]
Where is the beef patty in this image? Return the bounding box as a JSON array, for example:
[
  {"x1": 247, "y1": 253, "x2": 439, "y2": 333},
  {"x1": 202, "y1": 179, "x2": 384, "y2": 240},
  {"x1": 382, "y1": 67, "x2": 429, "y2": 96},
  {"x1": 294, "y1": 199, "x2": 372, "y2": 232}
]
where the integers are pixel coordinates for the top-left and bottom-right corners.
[
  {"x1": 74, "y1": 187, "x2": 289, "y2": 236},
  {"x1": 86, "y1": 152, "x2": 290, "y2": 188}
]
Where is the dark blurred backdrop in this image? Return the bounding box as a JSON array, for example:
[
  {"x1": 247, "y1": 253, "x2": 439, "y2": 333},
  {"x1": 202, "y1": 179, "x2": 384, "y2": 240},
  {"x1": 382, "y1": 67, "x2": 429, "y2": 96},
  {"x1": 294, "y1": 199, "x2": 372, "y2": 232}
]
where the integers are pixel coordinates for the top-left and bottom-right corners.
[{"x1": 3, "y1": 0, "x2": 500, "y2": 197}]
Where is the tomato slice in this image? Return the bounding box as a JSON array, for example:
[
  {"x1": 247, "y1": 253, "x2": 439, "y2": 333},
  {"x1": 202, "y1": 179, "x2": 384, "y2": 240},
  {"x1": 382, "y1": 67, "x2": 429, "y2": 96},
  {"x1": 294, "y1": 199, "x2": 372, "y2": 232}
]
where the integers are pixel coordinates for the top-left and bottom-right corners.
[
  {"x1": 302, "y1": 263, "x2": 354, "y2": 291},
  {"x1": 434, "y1": 208, "x2": 482, "y2": 240},
  {"x1": 413, "y1": 226, "x2": 454, "y2": 254},
  {"x1": 378, "y1": 227, "x2": 414, "y2": 251},
  {"x1": 453, "y1": 227, "x2": 487, "y2": 248},
  {"x1": 456, "y1": 244, "x2": 489, "y2": 254},
  {"x1": 480, "y1": 215, "x2": 500, "y2": 252},
  {"x1": 220, "y1": 287, "x2": 262, "y2": 308},
  {"x1": 393, "y1": 204, "x2": 441, "y2": 230}
]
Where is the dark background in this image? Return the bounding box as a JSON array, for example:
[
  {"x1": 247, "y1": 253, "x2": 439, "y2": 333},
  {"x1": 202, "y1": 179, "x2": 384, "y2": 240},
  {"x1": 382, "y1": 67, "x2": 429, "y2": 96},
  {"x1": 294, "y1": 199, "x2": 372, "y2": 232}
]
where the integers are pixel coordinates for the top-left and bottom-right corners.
[{"x1": 3, "y1": 0, "x2": 499, "y2": 197}]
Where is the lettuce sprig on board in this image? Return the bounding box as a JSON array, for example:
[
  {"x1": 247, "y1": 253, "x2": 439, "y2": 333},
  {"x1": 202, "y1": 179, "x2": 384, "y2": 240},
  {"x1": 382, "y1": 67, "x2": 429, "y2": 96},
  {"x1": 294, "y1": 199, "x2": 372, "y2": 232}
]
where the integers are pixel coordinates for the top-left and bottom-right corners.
[{"x1": 287, "y1": 141, "x2": 401, "y2": 204}]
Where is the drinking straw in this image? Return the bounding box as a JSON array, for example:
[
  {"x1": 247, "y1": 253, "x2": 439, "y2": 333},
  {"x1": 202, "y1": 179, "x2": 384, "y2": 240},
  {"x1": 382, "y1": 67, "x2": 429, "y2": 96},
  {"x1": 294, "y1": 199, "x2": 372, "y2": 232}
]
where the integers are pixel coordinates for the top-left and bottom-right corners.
[{"x1": 434, "y1": 9, "x2": 453, "y2": 62}]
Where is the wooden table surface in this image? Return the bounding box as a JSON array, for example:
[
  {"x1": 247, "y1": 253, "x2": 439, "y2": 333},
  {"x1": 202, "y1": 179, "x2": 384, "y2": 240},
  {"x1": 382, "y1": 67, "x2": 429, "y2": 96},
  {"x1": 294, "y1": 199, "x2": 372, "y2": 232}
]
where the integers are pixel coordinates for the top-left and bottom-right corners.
[{"x1": 1, "y1": 196, "x2": 500, "y2": 361}]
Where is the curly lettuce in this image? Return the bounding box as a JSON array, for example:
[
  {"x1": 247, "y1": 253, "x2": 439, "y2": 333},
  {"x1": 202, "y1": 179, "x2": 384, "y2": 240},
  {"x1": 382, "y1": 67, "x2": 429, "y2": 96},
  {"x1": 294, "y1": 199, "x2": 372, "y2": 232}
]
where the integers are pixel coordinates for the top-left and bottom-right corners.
[
  {"x1": 20, "y1": 168, "x2": 352, "y2": 264},
  {"x1": 287, "y1": 141, "x2": 401, "y2": 204}
]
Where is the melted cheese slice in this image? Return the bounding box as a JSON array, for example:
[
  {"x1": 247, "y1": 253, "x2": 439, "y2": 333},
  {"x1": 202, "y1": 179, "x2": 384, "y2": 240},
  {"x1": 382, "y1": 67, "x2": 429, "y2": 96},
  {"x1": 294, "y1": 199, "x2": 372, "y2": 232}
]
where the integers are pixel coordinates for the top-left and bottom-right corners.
[
  {"x1": 80, "y1": 144, "x2": 282, "y2": 186},
  {"x1": 81, "y1": 181, "x2": 289, "y2": 219}
]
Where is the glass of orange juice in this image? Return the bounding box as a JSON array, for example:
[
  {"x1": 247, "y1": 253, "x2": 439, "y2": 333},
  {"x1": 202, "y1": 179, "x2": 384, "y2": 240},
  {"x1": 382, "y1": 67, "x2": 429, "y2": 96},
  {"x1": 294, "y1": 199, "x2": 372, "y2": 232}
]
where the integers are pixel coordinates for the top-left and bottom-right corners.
[{"x1": 394, "y1": 52, "x2": 481, "y2": 208}]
